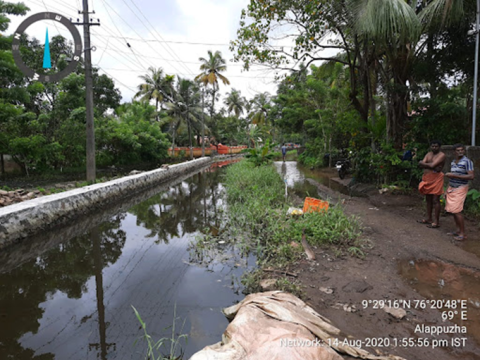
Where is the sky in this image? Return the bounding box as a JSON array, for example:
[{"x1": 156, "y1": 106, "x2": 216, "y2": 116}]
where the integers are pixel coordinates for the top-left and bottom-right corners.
[{"x1": 5, "y1": 0, "x2": 287, "y2": 105}]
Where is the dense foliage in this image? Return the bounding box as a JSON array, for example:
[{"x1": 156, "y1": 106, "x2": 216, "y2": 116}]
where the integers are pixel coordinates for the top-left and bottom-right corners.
[{"x1": 231, "y1": 0, "x2": 477, "y2": 183}]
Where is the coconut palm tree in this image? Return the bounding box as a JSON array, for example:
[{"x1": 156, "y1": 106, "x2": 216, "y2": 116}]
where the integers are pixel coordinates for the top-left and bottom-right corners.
[
  {"x1": 224, "y1": 88, "x2": 245, "y2": 117},
  {"x1": 195, "y1": 50, "x2": 230, "y2": 119},
  {"x1": 164, "y1": 77, "x2": 202, "y2": 159},
  {"x1": 135, "y1": 67, "x2": 174, "y2": 119},
  {"x1": 250, "y1": 92, "x2": 271, "y2": 126}
]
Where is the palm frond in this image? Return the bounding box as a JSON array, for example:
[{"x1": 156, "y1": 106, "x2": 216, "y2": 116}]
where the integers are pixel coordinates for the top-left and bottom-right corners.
[
  {"x1": 353, "y1": 0, "x2": 421, "y2": 46},
  {"x1": 419, "y1": 0, "x2": 464, "y2": 29}
]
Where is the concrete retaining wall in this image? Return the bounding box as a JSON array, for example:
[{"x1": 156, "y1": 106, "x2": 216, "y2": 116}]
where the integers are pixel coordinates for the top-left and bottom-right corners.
[
  {"x1": 441, "y1": 146, "x2": 480, "y2": 189},
  {"x1": 0, "y1": 157, "x2": 212, "y2": 248}
]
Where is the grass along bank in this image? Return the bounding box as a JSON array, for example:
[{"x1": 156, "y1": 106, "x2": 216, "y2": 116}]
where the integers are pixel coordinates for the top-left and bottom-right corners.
[{"x1": 194, "y1": 160, "x2": 363, "y2": 296}]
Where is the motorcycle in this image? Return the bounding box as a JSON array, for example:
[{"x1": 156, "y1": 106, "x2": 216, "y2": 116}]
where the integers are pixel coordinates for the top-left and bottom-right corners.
[{"x1": 335, "y1": 159, "x2": 351, "y2": 179}]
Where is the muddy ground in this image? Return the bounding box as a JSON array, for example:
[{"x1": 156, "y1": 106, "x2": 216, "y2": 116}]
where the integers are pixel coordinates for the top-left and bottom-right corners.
[{"x1": 287, "y1": 178, "x2": 480, "y2": 360}]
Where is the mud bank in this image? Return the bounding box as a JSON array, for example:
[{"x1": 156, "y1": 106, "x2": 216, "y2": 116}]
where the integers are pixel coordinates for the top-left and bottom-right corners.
[{"x1": 0, "y1": 158, "x2": 213, "y2": 247}]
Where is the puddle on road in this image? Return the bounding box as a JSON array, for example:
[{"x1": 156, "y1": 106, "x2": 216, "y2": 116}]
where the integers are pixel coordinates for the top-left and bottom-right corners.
[
  {"x1": 398, "y1": 259, "x2": 480, "y2": 345},
  {"x1": 0, "y1": 161, "x2": 254, "y2": 360},
  {"x1": 274, "y1": 161, "x2": 352, "y2": 199}
]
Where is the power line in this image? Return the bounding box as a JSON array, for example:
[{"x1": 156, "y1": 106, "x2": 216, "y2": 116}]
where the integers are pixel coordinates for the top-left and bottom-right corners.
[
  {"x1": 27, "y1": 0, "x2": 78, "y2": 18},
  {"x1": 91, "y1": 33, "x2": 151, "y2": 73},
  {"x1": 97, "y1": 67, "x2": 278, "y2": 79},
  {"x1": 92, "y1": 44, "x2": 275, "y2": 73},
  {"x1": 99, "y1": 0, "x2": 151, "y2": 70},
  {"x1": 101, "y1": 0, "x2": 186, "y2": 75},
  {"x1": 93, "y1": 34, "x2": 232, "y2": 46},
  {"x1": 97, "y1": 66, "x2": 137, "y2": 95},
  {"x1": 126, "y1": 0, "x2": 195, "y2": 76},
  {"x1": 90, "y1": 33, "x2": 296, "y2": 49}
]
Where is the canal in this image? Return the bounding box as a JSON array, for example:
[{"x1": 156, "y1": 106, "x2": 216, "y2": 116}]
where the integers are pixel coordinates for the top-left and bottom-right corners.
[{"x1": 0, "y1": 161, "x2": 254, "y2": 359}]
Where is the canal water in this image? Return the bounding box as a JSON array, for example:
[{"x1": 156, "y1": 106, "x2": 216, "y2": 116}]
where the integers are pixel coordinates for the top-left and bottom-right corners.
[
  {"x1": 0, "y1": 162, "x2": 254, "y2": 360},
  {"x1": 273, "y1": 160, "x2": 347, "y2": 199}
]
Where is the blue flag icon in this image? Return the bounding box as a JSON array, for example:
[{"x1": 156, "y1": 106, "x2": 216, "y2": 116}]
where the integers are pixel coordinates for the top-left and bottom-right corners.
[{"x1": 43, "y1": 28, "x2": 51, "y2": 69}]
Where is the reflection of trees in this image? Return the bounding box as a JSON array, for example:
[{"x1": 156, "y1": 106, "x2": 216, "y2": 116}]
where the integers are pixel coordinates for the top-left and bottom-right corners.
[
  {"x1": 0, "y1": 216, "x2": 126, "y2": 359},
  {"x1": 129, "y1": 169, "x2": 225, "y2": 243}
]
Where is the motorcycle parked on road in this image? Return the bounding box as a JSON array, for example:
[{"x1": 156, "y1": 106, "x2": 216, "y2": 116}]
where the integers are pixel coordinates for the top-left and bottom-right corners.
[{"x1": 335, "y1": 159, "x2": 351, "y2": 179}]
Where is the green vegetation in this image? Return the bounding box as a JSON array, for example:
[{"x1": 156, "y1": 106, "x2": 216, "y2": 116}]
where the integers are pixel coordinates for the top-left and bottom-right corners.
[
  {"x1": 244, "y1": 140, "x2": 276, "y2": 166},
  {"x1": 1, "y1": 1, "x2": 478, "y2": 189},
  {"x1": 194, "y1": 160, "x2": 362, "y2": 295},
  {"x1": 132, "y1": 305, "x2": 188, "y2": 360},
  {"x1": 465, "y1": 189, "x2": 480, "y2": 217},
  {"x1": 230, "y1": 0, "x2": 477, "y2": 186}
]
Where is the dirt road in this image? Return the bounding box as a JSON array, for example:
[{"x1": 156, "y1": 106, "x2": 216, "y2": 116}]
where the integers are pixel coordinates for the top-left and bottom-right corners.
[{"x1": 293, "y1": 180, "x2": 480, "y2": 360}]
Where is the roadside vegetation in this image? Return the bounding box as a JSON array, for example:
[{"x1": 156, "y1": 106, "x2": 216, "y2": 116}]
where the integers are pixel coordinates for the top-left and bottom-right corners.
[{"x1": 194, "y1": 160, "x2": 363, "y2": 296}]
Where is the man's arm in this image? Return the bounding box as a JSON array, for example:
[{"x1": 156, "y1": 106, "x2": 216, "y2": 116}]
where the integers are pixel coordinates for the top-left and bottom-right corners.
[
  {"x1": 420, "y1": 153, "x2": 446, "y2": 170},
  {"x1": 445, "y1": 170, "x2": 474, "y2": 181},
  {"x1": 418, "y1": 153, "x2": 430, "y2": 168}
]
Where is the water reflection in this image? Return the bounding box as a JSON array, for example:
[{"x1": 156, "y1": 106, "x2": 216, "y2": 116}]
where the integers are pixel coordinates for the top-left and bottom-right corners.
[
  {"x1": 0, "y1": 164, "x2": 248, "y2": 359},
  {"x1": 128, "y1": 170, "x2": 224, "y2": 244},
  {"x1": 274, "y1": 161, "x2": 362, "y2": 198},
  {"x1": 0, "y1": 215, "x2": 126, "y2": 359}
]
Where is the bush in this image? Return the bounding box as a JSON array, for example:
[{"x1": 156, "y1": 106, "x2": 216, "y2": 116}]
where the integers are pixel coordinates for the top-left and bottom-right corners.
[{"x1": 465, "y1": 189, "x2": 480, "y2": 217}]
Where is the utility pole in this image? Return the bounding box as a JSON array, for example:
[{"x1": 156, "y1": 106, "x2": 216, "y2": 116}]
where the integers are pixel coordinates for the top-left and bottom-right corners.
[
  {"x1": 74, "y1": 1, "x2": 100, "y2": 181},
  {"x1": 472, "y1": 0, "x2": 480, "y2": 146},
  {"x1": 201, "y1": 88, "x2": 205, "y2": 157}
]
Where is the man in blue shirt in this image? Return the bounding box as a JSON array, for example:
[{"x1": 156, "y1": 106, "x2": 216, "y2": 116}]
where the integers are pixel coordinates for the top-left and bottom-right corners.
[
  {"x1": 445, "y1": 144, "x2": 475, "y2": 241},
  {"x1": 281, "y1": 143, "x2": 287, "y2": 162}
]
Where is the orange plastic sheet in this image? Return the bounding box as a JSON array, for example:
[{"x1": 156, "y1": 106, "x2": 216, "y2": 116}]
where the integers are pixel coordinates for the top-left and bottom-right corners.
[
  {"x1": 189, "y1": 291, "x2": 405, "y2": 360},
  {"x1": 303, "y1": 197, "x2": 329, "y2": 213}
]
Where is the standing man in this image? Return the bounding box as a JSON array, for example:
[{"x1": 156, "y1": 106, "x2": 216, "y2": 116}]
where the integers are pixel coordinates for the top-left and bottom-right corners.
[
  {"x1": 281, "y1": 143, "x2": 287, "y2": 162},
  {"x1": 417, "y1": 140, "x2": 446, "y2": 228},
  {"x1": 445, "y1": 144, "x2": 474, "y2": 241}
]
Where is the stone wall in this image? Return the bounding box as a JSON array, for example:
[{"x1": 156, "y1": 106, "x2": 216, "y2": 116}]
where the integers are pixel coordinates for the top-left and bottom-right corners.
[
  {"x1": 441, "y1": 145, "x2": 480, "y2": 189},
  {"x1": 0, "y1": 157, "x2": 212, "y2": 248}
]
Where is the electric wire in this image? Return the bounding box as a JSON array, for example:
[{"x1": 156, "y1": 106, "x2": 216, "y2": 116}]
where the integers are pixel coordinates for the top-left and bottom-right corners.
[
  {"x1": 91, "y1": 33, "x2": 151, "y2": 73},
  {"x1": 41, "y1": 0, "x2": 63, "y2": 35},
  {"x1": 126, "y1": 0, "x2": 194, "y2": 76},
  {"x1": 101, "y1": 0, "x2": 185, "y2": 75},
  {"x1": 97, "y1": 66, "x2": 277, "y2": 79},
  {"x1": 90, "y1": 24, "x2": 156, "y2": 69},
  {"x1": 27, "y1": 0, "x2": 78, "y2": 20},
  {"x1": 99, "y1": 0, "x2": 151, "y2": 71},
  {"x1": 97, "y1": 66, "x2": 137, "y2": 92},
  {"x1": 92, "y1": 34, "x2": 295, "y2": 48}
]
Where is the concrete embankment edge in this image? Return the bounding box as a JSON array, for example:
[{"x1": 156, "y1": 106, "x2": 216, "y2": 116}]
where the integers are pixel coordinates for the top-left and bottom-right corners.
[{"x1": 0, "y1": 157, "x2": 212, "y2": 247}]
